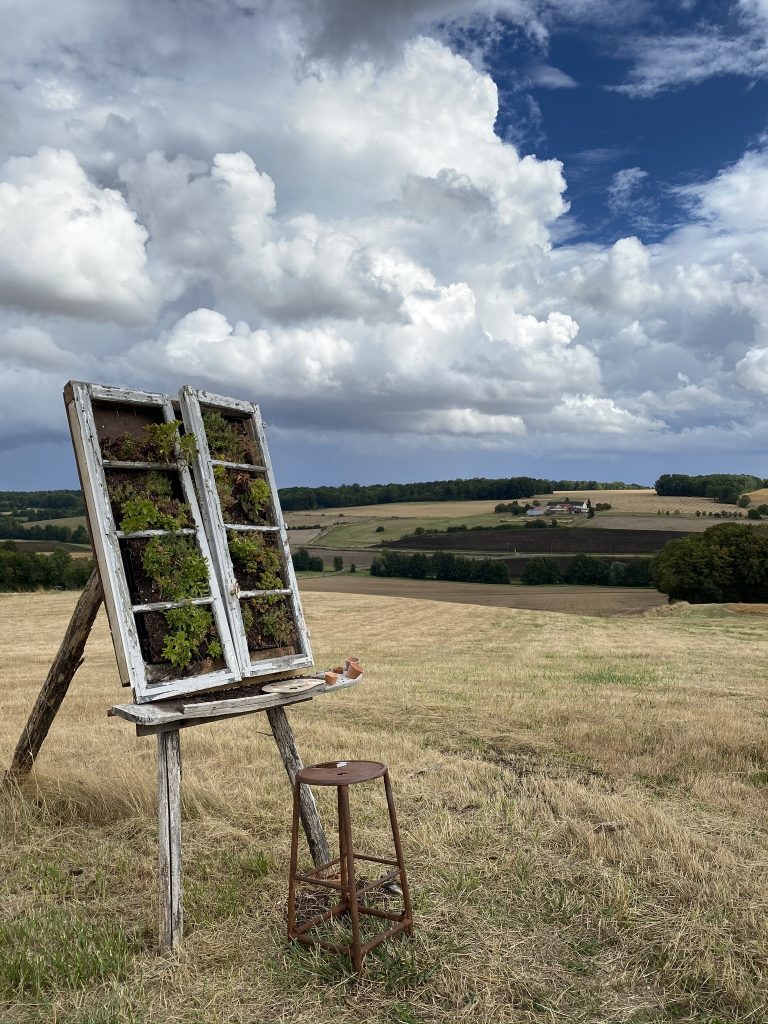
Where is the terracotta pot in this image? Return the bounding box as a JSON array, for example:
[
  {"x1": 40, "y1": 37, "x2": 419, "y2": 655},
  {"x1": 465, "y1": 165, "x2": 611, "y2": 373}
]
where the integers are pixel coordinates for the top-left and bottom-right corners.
[
  {"x1": 332, "y1": 665, "x2": 343, "y2": 674},
  {"x1": 344, "y1": 656, "x2": 360, "y2": 672},
  {"x1": 345, "y1": 663, "x2": 363, "y2": 679},
  {"x1": 324, "y1": 671, "x2": 339, "y2": 686}
]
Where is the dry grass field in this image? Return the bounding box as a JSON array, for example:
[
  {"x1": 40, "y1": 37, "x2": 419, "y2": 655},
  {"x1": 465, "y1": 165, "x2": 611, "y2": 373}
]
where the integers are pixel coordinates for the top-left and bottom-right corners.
[
  {"x1": 2, "y1": 591, "x2": 768, "y2": 1023},
  {"x1": 20, "y1": 516, "x2": 88, "y2": 531},
  {"x1": 542, "y1": 490, "x2": 741, "y2": 516},
  {"x1": 745, "y1": 488, "x2": 768, "y2": 506},
  {"x1": 289, "y1": 500, "x2": 505, "y2": 519}
]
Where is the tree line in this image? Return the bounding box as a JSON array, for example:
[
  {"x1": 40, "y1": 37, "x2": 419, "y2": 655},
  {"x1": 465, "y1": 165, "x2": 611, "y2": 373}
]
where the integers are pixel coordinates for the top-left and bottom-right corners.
[
  {"x1": 0, "y1": 489, "x2": 84, "y2": 517},
  {"x1": 522, "y1": 555, "x2": 652, "y2": 587},
  {"x1": 278, "y1": 477, "x2": 645, "y2": 511},
  {"x1": 370, "y1": 549, "x2": 509, "y2": 583},
  {"x1": 654, "y1": 473, "x2": 764, "y2": 504},
  {"x1": 0, "y1": 543, "x2": 95, "y2": 591},
  {"x1": 0, "y1": 518, "x2": 89, "y2": 544}
]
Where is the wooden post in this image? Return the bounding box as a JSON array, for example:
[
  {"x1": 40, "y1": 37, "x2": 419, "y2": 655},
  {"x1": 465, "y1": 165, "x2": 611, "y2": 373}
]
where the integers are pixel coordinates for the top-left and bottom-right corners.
[
  {"x1": 6, "y1": 570, "x2": 103, "y2": 782},
  {"x1": 266, "y1": 706, "x2": 331, "y2": 867},
  {"x1": 157, "y1": 729, "x2": 183, "y2": 952}
]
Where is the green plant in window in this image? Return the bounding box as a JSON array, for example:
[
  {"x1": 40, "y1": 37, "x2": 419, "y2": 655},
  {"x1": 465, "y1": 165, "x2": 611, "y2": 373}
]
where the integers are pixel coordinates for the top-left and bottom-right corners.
[
  {"x1": 142, "y1": 535, "x2": 209, "y2": 601},
  {"x1": 241, "y1": 477, "x2": 271, "y2": 523},
  {"x1": 240, "y1": 600, "x2": 254, "y2": 635},
  {"x1": 227, "y1": 533, "x2": 283, "y2": 590},
  {"x1": 203, "y1": 410, "x2": 258, "y2": 463},
  {"x1": 113, "y1": 471, "x2": 191, "y2": 533},
  {"x1": 162, "y1": 605, "x2": 221, "y2": 668},
  {"x1": 260, "y1": 604, "x2": 294, "y2": 646},
  {"x1": 257, "y1": 569, "x2": 284, "y2": 592},
  {"x1": 112, "y1": 434, "x2": 141, "y2": 460},
  {"x1": 240, "y1": 597, "x2": 294, "y2": 648},
  {"x1": 104, "y1": 422, "x2": 196, "y2": 463},
  {"x1": 214, "y1": 466, "x2": 236, "y2": 516},
  {"x1": 144, "y1": 471, "x2": 173, "y2": 497},
  {"x1": 121, "y1": 496, "x2": 190, "y2": 533},
  {"x1": 143, "y1": 421, "x2": 196, "y2": 463}
]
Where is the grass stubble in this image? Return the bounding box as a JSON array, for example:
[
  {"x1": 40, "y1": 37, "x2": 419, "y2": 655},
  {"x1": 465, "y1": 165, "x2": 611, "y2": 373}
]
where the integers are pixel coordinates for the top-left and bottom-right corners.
[{"x1": 0, "y1": 590, "x2": 767, "y2": 1023}]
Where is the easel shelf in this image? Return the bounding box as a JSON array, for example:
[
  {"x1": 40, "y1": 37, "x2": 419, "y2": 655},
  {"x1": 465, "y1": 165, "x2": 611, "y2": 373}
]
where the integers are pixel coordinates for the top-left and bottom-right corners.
[{"x1": 108, "y1": 676, "x2": 361, "y2": 734}]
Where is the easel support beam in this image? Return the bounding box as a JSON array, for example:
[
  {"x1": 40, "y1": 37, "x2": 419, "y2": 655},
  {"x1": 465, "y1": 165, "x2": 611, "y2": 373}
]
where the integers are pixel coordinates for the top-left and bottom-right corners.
[
  {"x1": 6, "y1": 570, "x2": 103, "y2": 783},
  {"x1": 267, "y1": 706, "x2": 332, "y2": 867}
]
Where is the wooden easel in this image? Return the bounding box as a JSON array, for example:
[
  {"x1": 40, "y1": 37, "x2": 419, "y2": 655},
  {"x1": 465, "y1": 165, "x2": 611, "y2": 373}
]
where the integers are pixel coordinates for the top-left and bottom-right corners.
[{"x1": 6, "y1": 569, "x2": 357, "y2": 951}]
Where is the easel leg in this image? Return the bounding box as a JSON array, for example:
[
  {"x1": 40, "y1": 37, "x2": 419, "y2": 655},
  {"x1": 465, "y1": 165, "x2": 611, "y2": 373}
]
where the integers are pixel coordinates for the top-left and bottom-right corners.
[
  {"x1": 266, "y1": 706, "x2": 331, "y2": 867},
  {"x1": 157, "y1": 729, "x2": 183, "y2": 952},
  {"x1": 6, "y1": 570, "x2": 103, "y2": 783}
]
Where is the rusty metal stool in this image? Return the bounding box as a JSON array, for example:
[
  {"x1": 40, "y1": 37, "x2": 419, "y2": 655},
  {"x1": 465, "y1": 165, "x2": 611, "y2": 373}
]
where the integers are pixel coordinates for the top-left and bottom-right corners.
[{"x1": 287, "y1": 760, "x2": 413, "y2": 972}]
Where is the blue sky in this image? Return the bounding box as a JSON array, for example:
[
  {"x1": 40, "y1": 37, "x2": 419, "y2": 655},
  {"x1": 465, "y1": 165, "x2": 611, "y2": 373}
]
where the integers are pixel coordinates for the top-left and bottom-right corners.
[{"x1": 0, "y1": 0, "x2": 767, "y2": 490}]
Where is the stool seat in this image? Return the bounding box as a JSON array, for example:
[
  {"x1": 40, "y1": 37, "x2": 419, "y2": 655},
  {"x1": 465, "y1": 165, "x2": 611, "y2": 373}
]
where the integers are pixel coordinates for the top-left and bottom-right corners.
[{"x1": 297, "y1": 760, "x2": 386, "y2": 787}]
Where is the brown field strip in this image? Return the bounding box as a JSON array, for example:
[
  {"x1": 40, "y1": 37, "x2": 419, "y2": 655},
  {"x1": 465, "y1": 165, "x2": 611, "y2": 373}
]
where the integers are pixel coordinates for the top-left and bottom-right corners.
[
  {"x1": 299, "y1": 574, "x2": 666, "y2": 615},
  {"x1": 388, "y1": 527, "x2": 687, "y2": 555}
]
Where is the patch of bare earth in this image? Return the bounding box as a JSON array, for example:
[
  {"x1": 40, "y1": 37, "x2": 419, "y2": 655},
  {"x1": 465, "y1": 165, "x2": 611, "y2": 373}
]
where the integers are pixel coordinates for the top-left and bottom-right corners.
[{"x1": 299, "y1": 574, "x2": 667, "y2": 616}]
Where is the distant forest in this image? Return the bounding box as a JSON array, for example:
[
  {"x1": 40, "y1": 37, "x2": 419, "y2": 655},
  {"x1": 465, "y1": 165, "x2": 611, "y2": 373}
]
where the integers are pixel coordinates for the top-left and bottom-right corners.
[
  {"x1": 0, "y1": 489, "x2": 84, "y2": 518},
  {"x1": 654, "y1": 474, "x2": 765, "y2": 504},
  {"x1": 278, "y1": 478, "x2": 645, "y2": 511},
  {"x1": 0, "y1": 489, "x2": 89, "y2": 545},
  {"x1": 0, "y1": 543, "x2": 94, "y2": 591}
]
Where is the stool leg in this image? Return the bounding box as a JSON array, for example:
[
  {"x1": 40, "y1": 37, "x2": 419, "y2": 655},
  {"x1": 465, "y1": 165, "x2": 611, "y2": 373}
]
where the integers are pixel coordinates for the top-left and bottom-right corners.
[
  {"x1": 383, "y1": 770, "x2": 414, "y2": 936},
  {"x1": 338, "y1": 785, "x2": 363, "y2": 972},
  {"x1": 337, "y1": 785, "x2": 348, "y2": 903},
  {"x1": 287, "y1": 777, "x2": 301, "y2": 938}
]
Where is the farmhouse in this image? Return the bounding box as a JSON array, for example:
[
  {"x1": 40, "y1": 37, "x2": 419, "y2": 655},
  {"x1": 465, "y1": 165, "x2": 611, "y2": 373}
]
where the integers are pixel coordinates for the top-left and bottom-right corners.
[{"x1": 545, "y1": 500, "x2": 589, "y2": 514}]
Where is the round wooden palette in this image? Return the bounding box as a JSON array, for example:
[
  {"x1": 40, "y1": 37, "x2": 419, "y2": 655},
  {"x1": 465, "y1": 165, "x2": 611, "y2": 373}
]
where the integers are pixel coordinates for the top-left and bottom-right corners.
[{"x1": 262, "y1": 679, "x2": 322, "y2": 695}]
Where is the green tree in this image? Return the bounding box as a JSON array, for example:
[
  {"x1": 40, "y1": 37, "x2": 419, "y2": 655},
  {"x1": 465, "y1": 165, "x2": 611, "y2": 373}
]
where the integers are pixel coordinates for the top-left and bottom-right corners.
[
  {"x1": 521, "y1": 557, "x2": 562, "y2": 585},
  {"x1": 291, "y1": 547, "x2": 310, "y2": 571},
  {"x1": 651, "y1": 524, "x2": 768, "y2": 602},
  {"x1": 333, "y1": 555, "x2": 343, "y2": 571},
  {"x1": 565, "y1": 554, "x2": 608, "y2": 585}
]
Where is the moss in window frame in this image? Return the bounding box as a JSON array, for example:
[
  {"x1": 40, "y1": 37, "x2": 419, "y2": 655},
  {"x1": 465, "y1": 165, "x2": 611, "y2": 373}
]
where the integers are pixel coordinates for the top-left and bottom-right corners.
[{"x1": 241, "y1": 477, "x2": 271, "y2": 523}]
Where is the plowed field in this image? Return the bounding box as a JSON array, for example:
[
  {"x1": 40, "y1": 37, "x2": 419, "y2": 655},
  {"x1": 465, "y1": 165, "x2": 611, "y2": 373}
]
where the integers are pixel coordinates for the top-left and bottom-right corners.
[{"x1": 387, "y1": 527, "x2": 686, "y2": 554}]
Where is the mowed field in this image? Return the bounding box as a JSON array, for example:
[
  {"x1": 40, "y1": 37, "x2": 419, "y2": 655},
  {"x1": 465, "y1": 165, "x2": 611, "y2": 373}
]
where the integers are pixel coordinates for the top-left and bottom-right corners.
[
  {"x1": 288, "y1": 500, "x2": 504, "y2": 520},
  {"x1": 19, "y1": 516, "x2": 87, "y2": 531},
  {"x1": 539, "y1": 489, "x2": 742, "y2": 515},
  {"x1": 7, "y1": 539, "x2": 92, "y2": 556},
  {"x1": 2, "y1": 591, "x2": 768, "y2": 1023}
]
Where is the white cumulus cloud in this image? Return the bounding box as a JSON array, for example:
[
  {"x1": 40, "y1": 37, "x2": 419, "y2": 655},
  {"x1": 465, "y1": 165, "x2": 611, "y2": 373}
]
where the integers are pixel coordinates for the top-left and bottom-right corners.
[{"x1": 0, "y1": 148, "x2": 155, "y2": 323}]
